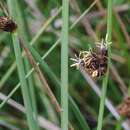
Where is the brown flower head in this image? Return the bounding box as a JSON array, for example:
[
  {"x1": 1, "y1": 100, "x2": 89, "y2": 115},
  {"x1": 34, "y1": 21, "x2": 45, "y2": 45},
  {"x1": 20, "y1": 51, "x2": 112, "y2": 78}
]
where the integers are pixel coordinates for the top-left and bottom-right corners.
[
  {"x1": 0, "y1": 16, "x2": 17, "y2": 32},
  {"x1": 70, "y1": 39, "x2": 110, "y2": 79}
]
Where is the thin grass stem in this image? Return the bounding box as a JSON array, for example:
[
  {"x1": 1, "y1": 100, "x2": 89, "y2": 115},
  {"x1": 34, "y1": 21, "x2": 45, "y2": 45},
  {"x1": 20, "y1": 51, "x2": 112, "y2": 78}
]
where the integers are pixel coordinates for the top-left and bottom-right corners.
[
  {"x1": 61, "y1": 0, "x2": 69, "y2": 129},
  {"x1": 96, "y1": 0, "x2": 112, "y2": 130},
  {"x1": 70, "y1": 0, "x2": 98, "y2": 30}
]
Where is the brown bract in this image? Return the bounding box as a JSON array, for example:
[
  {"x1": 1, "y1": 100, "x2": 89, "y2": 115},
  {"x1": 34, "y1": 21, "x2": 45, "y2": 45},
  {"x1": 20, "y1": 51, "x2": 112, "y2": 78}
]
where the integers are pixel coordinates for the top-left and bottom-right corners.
[{"x1": 0, "y1": 16, "x2": 17, "y2": 32}]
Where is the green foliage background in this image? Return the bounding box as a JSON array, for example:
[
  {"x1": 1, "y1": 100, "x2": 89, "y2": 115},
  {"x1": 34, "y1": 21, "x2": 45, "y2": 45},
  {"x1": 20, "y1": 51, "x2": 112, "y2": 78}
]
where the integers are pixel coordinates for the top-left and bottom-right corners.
[{"x1": 0, "y1": 0, "x2": 130, "y2": 130}]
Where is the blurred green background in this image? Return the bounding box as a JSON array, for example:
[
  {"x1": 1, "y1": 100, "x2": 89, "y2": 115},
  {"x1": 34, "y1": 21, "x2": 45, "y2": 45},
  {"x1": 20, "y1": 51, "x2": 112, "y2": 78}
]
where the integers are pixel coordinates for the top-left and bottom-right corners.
[{"x1": 0, "y1": 0, "x2": 130, "y2": 130}]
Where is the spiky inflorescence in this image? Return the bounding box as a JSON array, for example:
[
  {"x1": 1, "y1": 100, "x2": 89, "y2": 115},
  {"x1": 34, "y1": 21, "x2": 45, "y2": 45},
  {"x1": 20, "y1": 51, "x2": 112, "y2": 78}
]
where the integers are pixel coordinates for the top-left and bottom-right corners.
[{"x1": 70, "y1": 39, "x2": 110, "y2": 79}]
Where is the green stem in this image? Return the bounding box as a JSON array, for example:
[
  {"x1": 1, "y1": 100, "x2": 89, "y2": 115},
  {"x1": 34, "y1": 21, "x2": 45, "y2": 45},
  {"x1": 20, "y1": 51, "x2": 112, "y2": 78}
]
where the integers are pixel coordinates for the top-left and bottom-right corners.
[
  {"x1": 12, "y1": 32, "x2": 39, "y2": 130},
  {"x1": 61, "y1": 0, "x2": 69, "y2": 130},
  {"x1": 96, "y1": 73, "x2": 109, "y2": 130},
  {"x1": 97, "y1": 0, "x2": 112, "y2": 130},
  {"x1": 14, "y1": 0, "x2": 38, "y2": 124}
]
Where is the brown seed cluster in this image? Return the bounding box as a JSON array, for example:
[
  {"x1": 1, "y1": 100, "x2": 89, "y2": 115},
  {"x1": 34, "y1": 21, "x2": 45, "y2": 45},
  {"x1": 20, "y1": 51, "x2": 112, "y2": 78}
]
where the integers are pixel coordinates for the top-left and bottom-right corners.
[
  {"x1": 70, "y1": 39, "x2": 109, "y2": 79},
  {"x1": 117, "y1": 97, "x2": 130, "y2": 118},
  {"x1": 0, "y1": 16, "x2": 17, "y2": 32}
]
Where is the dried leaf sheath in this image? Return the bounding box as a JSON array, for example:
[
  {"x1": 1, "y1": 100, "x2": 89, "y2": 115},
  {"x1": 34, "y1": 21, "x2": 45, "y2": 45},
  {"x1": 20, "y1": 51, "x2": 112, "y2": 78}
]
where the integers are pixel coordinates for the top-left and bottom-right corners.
[{"x1": 0, "y1": 16, "x2": 17, "y2": 32}]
